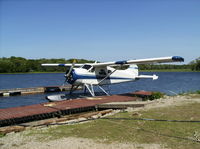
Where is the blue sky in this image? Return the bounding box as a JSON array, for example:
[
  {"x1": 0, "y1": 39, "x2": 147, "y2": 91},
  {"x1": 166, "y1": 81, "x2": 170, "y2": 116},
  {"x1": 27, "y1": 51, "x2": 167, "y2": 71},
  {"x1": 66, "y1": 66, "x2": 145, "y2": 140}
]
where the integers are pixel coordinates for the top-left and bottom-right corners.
[{"x1": 0, "y1": 0, "x2": 199, "y2": 63}]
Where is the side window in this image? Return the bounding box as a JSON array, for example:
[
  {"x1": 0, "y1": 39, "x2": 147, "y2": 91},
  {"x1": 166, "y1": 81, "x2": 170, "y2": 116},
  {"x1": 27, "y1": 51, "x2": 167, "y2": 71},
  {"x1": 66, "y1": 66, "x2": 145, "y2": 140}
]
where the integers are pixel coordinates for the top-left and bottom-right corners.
[
  {"x1": 99, "y1": 69, "x2": 106, "y2": 75},
  {"x1": 90, "y1": 67, "x2": 95, "y2": 72},
  {"x1": 108, "y1": 70, "x2": 111, "y2": 74}
]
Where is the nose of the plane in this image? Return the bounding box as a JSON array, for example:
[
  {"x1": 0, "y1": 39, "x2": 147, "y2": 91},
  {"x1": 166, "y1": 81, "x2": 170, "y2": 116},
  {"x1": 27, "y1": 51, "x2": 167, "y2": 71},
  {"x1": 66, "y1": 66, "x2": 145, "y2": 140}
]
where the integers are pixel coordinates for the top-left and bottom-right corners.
[{"x1": 64, "y1": 69, "x2": 75, "y2": 84}]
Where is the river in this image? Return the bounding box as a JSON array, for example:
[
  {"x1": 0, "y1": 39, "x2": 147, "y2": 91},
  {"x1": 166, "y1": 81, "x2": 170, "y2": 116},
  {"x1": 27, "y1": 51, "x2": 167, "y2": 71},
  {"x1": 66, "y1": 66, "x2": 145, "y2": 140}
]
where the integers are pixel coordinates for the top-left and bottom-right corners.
[{"x1": 0, "y1": 72, "x2": 200, "y2": 109}]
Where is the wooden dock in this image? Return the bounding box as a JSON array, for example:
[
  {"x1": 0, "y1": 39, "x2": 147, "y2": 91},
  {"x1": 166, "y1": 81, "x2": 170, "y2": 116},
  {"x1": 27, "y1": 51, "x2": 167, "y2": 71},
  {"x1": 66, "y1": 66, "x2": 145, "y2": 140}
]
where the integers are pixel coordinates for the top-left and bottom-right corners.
[
  {"x1": 0, "y1": 91, "x2": 155, "y2": 127},
  {"x1": 0, "y1": 90, "x2": 153, "y2": 128},
  {"x1": 0, "y1": 85, "x2": 81, "y2": 96}
]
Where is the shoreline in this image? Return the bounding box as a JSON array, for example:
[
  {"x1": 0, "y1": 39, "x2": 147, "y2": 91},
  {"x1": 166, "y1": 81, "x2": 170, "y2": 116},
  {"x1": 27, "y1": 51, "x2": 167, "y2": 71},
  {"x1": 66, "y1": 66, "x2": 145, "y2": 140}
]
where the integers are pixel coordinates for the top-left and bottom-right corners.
[{"x1": 1, "y1": 70, "x2": 200, "y2": 74}]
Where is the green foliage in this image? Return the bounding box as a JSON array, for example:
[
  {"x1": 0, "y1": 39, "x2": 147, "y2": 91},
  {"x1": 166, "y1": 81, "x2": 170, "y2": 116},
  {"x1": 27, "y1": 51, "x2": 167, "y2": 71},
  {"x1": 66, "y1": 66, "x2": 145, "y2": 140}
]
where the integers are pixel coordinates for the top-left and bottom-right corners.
[
  {"x1": 146, "y1": 92, "x2": 164, "y2": 101},
  {"x1": 196, "y1": 90, "x2": 200, "y2": 94},
  {"x1": 138, "y1": 57, "x2": 200, "y2": 71},
  {"x1": 190, "y1": 57, "x2": 200, "y2": 71},
  {"x1": 0, "y1": 133, "x2": 5, "y2": 138},
  {"x1": 0, "y1": 57, "x2": 95, "y2": 73},
  {"x1": 138, "y1": 64, "x2": 190, "y2": 70}
]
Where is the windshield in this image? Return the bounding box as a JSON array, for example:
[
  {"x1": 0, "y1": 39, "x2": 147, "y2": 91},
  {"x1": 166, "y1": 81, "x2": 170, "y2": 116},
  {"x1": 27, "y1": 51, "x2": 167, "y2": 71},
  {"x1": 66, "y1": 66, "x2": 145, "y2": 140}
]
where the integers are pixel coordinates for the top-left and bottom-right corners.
[{"x1": 82, "y1": 64, "x2": 92, "y2": 70}]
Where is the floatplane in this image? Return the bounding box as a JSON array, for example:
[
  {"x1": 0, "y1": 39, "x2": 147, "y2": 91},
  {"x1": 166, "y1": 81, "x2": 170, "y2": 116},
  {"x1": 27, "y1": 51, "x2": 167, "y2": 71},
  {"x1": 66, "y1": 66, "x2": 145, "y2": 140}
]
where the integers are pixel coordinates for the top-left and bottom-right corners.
[{"x1": 42, "y1": 56, "x2": 184, "y2": 101}]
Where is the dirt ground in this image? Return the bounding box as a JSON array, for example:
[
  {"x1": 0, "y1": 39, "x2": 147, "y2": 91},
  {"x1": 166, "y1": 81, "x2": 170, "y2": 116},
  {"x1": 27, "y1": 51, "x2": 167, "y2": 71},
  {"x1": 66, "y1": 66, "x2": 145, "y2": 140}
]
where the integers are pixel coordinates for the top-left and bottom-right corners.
[
  {"x1": 1, "y1": 95, "x2": 200, "y2": 149},
  {"x1": 0, "y1": 134, "x2": 165, "y2": 149}
]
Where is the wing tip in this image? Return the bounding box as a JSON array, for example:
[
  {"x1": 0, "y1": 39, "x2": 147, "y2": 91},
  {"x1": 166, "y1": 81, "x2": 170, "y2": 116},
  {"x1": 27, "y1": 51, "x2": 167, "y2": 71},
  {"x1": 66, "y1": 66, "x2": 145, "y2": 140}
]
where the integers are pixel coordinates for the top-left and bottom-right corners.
[{"x1": 172, "y1": 56, "x2": 184, "y2": 62}]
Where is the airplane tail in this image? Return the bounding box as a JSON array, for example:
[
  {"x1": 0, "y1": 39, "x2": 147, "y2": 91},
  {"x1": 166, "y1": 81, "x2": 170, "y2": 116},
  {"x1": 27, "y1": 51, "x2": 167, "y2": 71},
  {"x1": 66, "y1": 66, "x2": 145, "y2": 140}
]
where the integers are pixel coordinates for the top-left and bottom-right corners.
[{"x1": 126, "y1": 64, "x2": 158, "y2": 80}]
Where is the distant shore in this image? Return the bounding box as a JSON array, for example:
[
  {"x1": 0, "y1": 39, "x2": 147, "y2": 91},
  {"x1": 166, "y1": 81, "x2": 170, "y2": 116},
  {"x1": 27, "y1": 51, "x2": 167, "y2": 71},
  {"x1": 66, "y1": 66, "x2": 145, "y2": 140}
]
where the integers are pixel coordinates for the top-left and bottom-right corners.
[{"x1": 1, "y1": 69, "x2": 199, "y2": 74}]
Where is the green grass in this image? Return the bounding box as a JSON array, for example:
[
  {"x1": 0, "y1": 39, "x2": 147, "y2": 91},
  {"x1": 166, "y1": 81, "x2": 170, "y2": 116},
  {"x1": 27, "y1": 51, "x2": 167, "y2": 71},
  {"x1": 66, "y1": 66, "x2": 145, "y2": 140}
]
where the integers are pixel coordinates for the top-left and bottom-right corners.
[
  {"x1": 0, "y1": 133, "x2": 5, "y2": 138},
  {"x1": 27, "y1": 102, "x2": 200, "y2": 149},
  {"x1": 179, "y1": 90, "x2": 200, "y2": 96},
  {"x1": 145, "y1": 91, "x2": 164, "y2": 101}
]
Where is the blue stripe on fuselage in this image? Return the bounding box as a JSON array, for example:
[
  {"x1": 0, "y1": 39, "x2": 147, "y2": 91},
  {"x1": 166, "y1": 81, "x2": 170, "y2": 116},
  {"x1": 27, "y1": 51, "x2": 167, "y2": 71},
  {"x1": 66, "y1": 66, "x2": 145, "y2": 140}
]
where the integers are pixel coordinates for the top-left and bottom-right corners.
[{"x1": 73, "y1": 72, "x2": 133, "y2": 80}]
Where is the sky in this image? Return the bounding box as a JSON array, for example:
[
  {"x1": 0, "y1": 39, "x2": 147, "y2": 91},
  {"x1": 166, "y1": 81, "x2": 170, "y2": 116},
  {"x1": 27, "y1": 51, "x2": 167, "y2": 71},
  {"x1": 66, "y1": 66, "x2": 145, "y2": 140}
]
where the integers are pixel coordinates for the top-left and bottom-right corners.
[{"x1": 0, "y1": 0, "x2": 200, "y2": 63}]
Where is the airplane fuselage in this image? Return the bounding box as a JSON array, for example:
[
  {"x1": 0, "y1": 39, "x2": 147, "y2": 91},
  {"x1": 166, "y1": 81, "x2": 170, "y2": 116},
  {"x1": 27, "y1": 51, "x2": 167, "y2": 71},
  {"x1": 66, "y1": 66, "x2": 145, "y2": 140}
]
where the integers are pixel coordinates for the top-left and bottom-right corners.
[{"x1": 68, "y1": 65, "x2": 139, "y2": 86}]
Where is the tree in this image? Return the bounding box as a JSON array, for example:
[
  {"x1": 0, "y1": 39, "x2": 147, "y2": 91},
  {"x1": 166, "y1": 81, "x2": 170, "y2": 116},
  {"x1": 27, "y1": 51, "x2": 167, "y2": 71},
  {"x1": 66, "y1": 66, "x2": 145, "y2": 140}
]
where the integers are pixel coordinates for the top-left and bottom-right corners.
[
  {"x1": 190, "y1": 57, "x2": 200, "y2": 71},
  {"x1": 0, "y1": 57, "x2": 95, "y2": 73}
]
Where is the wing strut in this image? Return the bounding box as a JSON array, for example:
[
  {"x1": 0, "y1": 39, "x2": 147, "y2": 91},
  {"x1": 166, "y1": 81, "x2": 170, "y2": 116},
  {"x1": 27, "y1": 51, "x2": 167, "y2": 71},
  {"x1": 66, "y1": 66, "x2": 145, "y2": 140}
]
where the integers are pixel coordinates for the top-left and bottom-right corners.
[
  {"x1": 84, "y1": 84, "x2": 110, "y2": 96},
  {"x1": 97, "y1": 85, "x2": 110, "y2": 96},
  {"x1": 84, "y1": 84, "x2": 95, "y2": 97},
  {"x1": 98, "y1": 69, "x2": 117, "y2": 85}
]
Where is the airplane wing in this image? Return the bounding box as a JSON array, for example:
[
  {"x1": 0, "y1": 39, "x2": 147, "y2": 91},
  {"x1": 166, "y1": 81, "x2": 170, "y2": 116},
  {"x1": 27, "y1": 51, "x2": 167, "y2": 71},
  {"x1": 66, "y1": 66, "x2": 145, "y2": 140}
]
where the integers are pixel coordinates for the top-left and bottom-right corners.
[
  {"x1": 91, "y1": 56, "x2": 184, "y2": 67},
  {"x1": 41, "y1": 56, "x2": 184, "y2": 67},
  {"x1": 41, "y1": 64, "x2": 83, "y2": 67}
]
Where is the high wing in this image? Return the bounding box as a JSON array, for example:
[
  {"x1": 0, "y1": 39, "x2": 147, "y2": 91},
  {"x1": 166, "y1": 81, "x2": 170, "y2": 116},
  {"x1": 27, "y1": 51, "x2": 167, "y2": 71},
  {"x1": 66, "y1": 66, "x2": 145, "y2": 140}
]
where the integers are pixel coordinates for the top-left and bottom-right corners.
[
  {"x1": 41, "y1": 56, "x2": 184, "y2": 67},
  {"x1": 91, "y1": 56, "x2": 184, "y2": 67},
  {"x1": 41, "y1": 64, "x2": 83, "y2": 67}
]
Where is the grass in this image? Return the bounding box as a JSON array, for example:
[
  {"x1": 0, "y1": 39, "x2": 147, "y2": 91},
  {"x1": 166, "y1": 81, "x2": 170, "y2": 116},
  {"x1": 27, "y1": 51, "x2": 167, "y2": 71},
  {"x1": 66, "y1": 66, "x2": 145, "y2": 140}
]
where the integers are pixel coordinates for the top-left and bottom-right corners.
[
  {"x1": 0, "y1": 133, "x2": 5, "y2": 138},
  {"x1": 179, "y1": 90, "x2": 200, "y2": 96},
  {"x1": 27, "y1": 102, "x2": 200, "y2": 149}
]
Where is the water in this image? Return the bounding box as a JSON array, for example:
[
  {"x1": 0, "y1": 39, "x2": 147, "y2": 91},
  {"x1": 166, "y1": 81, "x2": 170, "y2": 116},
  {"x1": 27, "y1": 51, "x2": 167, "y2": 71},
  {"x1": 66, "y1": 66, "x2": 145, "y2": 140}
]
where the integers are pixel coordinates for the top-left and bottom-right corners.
[
  {"x1": 0, "y1": 72, "x2": 200, "y2": 109},
  {"x1": 0, "y1": 73, "x2": 64, "y2": 89}
]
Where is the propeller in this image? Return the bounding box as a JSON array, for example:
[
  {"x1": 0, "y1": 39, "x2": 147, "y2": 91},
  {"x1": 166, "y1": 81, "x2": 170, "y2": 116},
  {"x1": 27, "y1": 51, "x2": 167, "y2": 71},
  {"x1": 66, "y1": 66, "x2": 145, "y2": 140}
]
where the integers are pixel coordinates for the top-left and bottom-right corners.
[{"x1": 63, "y1": 59, "x2": 76, "y2": 85}]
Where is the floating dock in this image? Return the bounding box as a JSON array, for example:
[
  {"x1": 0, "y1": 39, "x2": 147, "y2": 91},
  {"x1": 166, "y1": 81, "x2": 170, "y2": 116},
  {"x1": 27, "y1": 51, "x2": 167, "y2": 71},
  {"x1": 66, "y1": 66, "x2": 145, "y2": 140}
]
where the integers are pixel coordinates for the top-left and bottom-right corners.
[
  {"x1": 0, "y1": 85, "x2": 81, "y2": 96},
  {"x1": 0, "y1": 91, "x2": 152, "y2": 127}
]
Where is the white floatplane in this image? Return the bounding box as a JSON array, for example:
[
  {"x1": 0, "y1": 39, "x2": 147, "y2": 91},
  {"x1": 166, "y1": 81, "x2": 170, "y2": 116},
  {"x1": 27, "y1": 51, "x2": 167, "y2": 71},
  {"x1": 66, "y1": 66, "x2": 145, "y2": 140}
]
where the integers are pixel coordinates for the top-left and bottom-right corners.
[{"x1": 42, "y1": 56, "x2": 184, "y2": 100}]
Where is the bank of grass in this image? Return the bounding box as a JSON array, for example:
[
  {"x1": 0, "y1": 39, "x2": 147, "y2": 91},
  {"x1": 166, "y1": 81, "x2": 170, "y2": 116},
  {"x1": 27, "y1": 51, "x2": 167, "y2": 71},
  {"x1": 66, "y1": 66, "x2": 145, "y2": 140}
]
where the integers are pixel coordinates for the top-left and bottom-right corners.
[
  {"x1": 179, "y1": 90, "x2": 200, "y2": 96},
  {"x1": 27, "y1": 102, "x2": 200, "y2": 149},
  {"x1": 0, "y1": 133, "x2": 5, "y2": 138}
]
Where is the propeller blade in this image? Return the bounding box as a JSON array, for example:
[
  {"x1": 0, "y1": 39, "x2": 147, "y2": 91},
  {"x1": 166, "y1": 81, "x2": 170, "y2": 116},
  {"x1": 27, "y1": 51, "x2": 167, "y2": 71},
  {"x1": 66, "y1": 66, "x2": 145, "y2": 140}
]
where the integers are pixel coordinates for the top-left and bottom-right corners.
[
  {"x1": 66, "y1": 60, "x2": 76, "y2": 77},
  {"x1": 63, "y1": 59, "x2": 77, "y2": 86}
]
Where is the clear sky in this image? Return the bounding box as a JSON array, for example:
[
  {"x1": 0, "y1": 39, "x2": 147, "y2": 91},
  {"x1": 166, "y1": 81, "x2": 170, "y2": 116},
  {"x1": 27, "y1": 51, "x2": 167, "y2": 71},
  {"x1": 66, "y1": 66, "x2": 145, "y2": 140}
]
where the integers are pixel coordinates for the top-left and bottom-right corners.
[{"x1": 0, "y1": 0, "x2": 199, "y2": 63}]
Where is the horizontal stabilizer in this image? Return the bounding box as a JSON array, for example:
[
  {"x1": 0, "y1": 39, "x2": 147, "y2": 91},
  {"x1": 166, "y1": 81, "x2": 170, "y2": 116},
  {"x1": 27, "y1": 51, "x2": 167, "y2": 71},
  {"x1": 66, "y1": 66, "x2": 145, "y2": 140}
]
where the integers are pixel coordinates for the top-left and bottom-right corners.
[{"x1": 136, "y1": 74, "x2": 158, "y2": 80}]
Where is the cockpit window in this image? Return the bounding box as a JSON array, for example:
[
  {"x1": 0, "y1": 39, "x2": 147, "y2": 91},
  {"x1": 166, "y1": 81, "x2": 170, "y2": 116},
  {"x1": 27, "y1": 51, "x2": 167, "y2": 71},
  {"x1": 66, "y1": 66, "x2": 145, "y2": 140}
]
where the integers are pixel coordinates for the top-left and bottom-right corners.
[{"x1": 82, "y1": 65, "x2": 92, "y2": 70}]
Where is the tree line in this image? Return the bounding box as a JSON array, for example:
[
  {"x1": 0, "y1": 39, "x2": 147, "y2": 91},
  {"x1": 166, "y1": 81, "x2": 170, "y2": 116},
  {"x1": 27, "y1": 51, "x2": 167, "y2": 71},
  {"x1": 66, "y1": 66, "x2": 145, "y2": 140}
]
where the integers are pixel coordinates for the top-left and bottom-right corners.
[
  {"x1": 189, "y1": 57, "x2": 200, "y2": 71},
  {"x1": 0, "y1": 56, "x2": 199, "y2": 73},
  {"x1": 0, "y1": 56, "x2": 94, "y2": 73}
]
